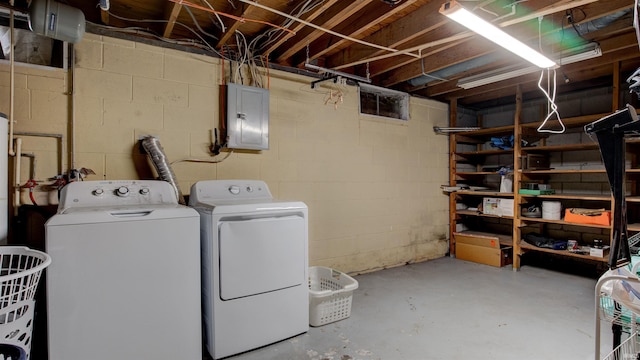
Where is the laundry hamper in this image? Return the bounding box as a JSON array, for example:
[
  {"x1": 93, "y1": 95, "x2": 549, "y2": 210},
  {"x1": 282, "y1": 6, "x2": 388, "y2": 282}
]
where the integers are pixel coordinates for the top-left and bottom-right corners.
[
  {"x1": 308, "y1": 266, "x2": 358, "y2": 327},
  {"x1": 0, "y1": 246, "x2": 51, "y2": 360}
]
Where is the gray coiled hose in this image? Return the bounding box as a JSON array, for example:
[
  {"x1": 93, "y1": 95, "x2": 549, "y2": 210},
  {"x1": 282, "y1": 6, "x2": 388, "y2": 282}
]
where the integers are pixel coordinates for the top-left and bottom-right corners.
[{"x1": 141, "y1": 136, "x2": 185, "y2": 205}]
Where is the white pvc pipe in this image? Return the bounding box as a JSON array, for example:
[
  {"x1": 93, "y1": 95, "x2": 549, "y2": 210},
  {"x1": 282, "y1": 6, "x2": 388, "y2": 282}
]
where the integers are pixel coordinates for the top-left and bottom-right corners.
[
  {"x1": 7, "y1": 5, "x2": 15, "y2": 157},
  {"x1": 70, "y1": 45, "x2": 76, "y2": 170}
]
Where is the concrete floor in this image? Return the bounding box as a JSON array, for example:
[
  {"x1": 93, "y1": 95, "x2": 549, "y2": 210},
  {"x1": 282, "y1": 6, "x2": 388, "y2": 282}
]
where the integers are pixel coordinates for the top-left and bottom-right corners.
[{"x1": 212, "y1": 257, "x2": 617, "y2": 360}]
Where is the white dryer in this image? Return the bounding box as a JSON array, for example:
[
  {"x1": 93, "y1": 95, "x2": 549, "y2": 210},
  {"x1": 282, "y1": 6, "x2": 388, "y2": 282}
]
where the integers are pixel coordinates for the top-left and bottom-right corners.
[
  {"x1": 189, "y1": 180, "x2": 308, "y2": 359},
  {"x1": 45, "y1": 180, "x2": 202, "y2": 360}
]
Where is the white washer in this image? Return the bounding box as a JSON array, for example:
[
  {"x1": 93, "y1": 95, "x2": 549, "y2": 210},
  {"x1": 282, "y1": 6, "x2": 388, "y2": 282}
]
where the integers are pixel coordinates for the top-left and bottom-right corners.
[
  {"x1": 189, "y1": 180, "x2": 308, "y2": 359},
  {"x1": 45, "y1": 180, "x2": 202, "y2": 360}
]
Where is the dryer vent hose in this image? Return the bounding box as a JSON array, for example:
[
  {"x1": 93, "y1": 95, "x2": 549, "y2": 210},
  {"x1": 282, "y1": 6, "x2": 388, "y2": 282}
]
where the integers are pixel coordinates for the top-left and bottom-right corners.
[{"x1": 141, "y1": 136, "x2": 185, "y2": 205}]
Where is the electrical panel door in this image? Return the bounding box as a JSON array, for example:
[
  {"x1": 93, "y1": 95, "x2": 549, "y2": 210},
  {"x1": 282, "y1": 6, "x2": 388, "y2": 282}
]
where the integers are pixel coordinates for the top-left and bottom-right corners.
[{"x1": 226, "y1": 83, "x2": 269, "y2": 150}]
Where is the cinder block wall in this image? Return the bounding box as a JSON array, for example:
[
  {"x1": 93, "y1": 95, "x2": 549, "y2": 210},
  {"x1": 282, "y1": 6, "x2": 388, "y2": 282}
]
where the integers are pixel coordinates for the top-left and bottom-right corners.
[{"x1": 2, "y1": 33, "x2": 450, "y2": 274}]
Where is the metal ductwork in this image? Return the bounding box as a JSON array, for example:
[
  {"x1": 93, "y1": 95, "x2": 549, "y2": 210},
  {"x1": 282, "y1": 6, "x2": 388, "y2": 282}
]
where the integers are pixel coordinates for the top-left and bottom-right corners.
[{"x1": 141, "y1": 136, "x2": 185, "y2": 205}]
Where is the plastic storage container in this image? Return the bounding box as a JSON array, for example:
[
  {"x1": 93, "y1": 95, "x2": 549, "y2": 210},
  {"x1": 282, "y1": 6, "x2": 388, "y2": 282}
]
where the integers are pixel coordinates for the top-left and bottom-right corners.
[
  {"x1": 0, "y1": 246, "x2": 51, "y2": 360},
  {"x1": 308, "y1": 266, "x2": 358, "y2": 327}
]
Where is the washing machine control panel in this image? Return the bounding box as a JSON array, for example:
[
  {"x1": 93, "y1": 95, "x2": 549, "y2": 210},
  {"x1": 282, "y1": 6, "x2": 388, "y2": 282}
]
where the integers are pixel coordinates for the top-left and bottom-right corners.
[{"x1": 58, "y1": 180, "x2": 179, "y2": 211}]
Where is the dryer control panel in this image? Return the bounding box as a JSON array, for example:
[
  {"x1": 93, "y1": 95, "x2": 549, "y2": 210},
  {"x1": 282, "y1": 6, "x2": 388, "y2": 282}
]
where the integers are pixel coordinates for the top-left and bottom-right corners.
[
  {"x1": 190, "y1": 180, "x2": 272, "y2": 203},
  {"x1": 57, "y1": 180, "x2": 179, "y2": 212}
]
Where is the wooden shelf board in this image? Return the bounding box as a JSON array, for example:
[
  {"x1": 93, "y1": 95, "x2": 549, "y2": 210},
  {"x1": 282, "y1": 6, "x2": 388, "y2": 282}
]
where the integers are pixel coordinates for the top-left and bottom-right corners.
[
  {"x1": 457, "y1": 210, "x2": 513, "y2": 219},
  {"x1": 521, "y1": 113, "x2": 610, "y2": 129},
  {"x1": 519, "y1": 217, "x2": 611, "y2": 229},
  {"x1": 519, "y1": 240, "x2": 608, "y2": 262},
  {"x1": 519, "y1": 193, "x2": 611, "y2": 201},
  {"x1": 457, "y1": 171, "x2": 504, "y2": 176},
  {"x1": 520, "y1": 169, "x2": 605, "y2": 174},
  {"x1": 626, "y1": 197, "x2": 640, "y2": 203},
  {"x1": 522, "y1": 143, "x2": 599, "y2": 152},
  {"x1": 456, "y1": 149, "x2": 513, "y2": 157},
  {"x1": 455, "y1": 125, "x2": 514, "y2": 137},
  {"x1": 456, "y1": 190, "x2": 513, "y2": 197},
  {"x1": 628, "y1": 223, "x2": 640, "y2": 231}
]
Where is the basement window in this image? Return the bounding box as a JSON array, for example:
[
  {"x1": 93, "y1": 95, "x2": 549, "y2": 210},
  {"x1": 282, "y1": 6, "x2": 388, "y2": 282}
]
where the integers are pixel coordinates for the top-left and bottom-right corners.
[{"x1": 359, "y1": 83, "x2": 409, "y2": 121}]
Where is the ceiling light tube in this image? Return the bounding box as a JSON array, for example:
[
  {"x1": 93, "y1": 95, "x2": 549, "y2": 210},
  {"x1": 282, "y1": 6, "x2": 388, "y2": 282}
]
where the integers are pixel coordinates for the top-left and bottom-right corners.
[
  {"x1": 440, "y1": 1, "x2": 556, "y2": 69},
  {"x1": 457, "y1": 44, "x2": 601, "y2": 89}
]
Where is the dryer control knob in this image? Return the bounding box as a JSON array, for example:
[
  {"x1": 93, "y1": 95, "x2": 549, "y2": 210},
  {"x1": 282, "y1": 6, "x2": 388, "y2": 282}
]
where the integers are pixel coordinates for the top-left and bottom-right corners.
[
  {"x1": 229, "y1": 185, "x2": 240, "y2": 195},
  {"x1": 116, "y1": 186, "x2": 130, "y2": 197},
  {"x1": 139, "y1": 188, "x2": 150, "y2": 195},
  {"x1": 246, "y1": 186, "x2": 253, "y2": 193},
  {"x1": 92, "y1": 188, "x2": 104, "y2": 196}
]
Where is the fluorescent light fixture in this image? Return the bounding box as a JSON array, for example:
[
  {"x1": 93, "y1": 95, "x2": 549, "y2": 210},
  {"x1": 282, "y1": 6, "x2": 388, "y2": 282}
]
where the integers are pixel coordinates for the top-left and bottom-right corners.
[
  {"x1": 440, "y1": 1, "x2": 556, "y2": 69},
  {"x1": 457, "y1": 44, "x2": 602, "y2": 89}
]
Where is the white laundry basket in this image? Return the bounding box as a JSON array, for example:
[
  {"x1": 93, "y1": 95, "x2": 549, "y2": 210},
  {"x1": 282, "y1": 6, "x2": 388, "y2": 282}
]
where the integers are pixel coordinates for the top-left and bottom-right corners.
[
  {"x1": 308, "y1": 266, "x2": 358, "y2": 327},
  {"x1": 0, "y1": 246, "x2": 51, "y2": 360}
]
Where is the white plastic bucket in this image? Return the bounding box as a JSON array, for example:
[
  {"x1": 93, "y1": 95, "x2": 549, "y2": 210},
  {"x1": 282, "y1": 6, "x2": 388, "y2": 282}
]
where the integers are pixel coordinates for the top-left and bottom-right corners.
[{"x1": 542, "y1": 201, "x2": 562, "y2": 220}]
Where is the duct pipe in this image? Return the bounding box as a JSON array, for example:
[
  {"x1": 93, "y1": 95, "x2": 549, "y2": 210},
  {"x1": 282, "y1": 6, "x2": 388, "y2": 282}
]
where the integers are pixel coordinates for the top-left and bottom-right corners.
[{"x1": 141, "y1": 136, "x2": 185, "y2": 205}]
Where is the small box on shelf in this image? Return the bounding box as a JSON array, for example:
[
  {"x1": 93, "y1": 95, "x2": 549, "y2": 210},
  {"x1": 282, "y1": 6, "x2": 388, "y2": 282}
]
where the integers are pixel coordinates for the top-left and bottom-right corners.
[
  {"x1": 590, "y1": 246, "x2": 610, "y2": 258},
  {"x1": 482, "y1": 197, "x2": 513, "y2": 216}
]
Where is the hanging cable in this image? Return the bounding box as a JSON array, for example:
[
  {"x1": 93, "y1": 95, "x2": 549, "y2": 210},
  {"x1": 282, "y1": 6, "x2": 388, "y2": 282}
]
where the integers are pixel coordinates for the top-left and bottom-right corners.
[
  {"x1": 184, "y1": 5, "x2": 220, "y2": 40},
  {"x1": 199, "y1": 0, "x2": 226, "y2": 33},
  {"x1": 536, "y1": 68, "x2": 565, "y2": 134},
  {"x1": 536, "y1": 15, "x2": 565, "y2": 134},
  {"x1": 168, "y1": 0, "x2": 296, "y2": 35}
]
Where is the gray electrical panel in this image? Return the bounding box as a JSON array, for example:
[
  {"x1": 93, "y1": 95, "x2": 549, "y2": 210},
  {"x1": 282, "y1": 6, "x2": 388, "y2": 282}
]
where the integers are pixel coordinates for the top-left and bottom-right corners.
[{"x1": 226, "y1": 83, "x2": 269, "y2": 150}]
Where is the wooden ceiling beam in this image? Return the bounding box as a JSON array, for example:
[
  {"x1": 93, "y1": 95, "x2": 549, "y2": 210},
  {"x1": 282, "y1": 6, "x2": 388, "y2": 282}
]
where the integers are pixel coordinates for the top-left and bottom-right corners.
[
  {"x1": 425, "y1": 40, "x2": 640, "y2": 102},
  {"x1": 378, "y1": 0, "x2": 635, "y2": 87},
  {"x1": 300, "y1": 0, "x2": 421, "y2": 66},
  {"x1": 101, "y1": 9, "x2": 109, "y2": 25},
  {"x1": 324, "y1": 0, "x2": 445, "y2": 69},
  {"x1": 163, "y1": 2, "x2": 183, "y2": 38},
  {"x1": 261, "y1": 0, "x2": 340, "y2": 57},
  {"x1": 325, "y1": 0, "x2": 593, "y2": 70},
  {"x1": 216, "y1": 3, "x2": 261, "y2": 48},
  {"x1": 274, "y1": 0, "x2": 373, "y2": 64}
]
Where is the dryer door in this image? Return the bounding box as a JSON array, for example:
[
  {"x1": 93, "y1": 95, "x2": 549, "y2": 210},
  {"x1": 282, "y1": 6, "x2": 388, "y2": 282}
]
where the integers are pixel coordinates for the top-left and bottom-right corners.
[{"x1": 219, "y1": 215, "x2": 306, "y2": 300}]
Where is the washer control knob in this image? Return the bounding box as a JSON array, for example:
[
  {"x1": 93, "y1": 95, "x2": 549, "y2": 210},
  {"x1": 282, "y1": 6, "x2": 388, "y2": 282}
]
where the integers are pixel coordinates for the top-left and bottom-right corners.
[
  {"x1": 139, "y1": 188, "x2": 150, "y2": 195},
  {"x1": 246, "y1": 186, "x2": 253, "y2": 193},
  {"x1": 229, "y1": 185, "x2": 240, "y2": 195},
  {"x1": 116, "y1": 186, "x2": 130, "y2": 197},
  {"x1": 92, "y1": 188, "x2": 104, "y2": 196}
]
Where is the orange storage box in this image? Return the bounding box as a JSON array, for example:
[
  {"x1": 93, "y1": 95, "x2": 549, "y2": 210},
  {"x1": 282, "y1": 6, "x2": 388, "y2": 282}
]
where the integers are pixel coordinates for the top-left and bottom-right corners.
[{"x1": 563, "y1": 209, "x2": 611, "y2": 226}]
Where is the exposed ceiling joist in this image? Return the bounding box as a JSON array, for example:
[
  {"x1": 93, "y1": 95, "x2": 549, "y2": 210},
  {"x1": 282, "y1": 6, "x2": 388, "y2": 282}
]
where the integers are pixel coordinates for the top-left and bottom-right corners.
[
  {"x1": 260, "y1": 0, "x2": 340, "y2": 56},
  {"x1": 163, "y1": 2, "x2": 182, "y2": 38},
  {"x1": 52, "y1": 0, "x2": 640, "y2": 109},
  {"x1": 275, "y1": 0, "x2": 373, "y2": 63}
]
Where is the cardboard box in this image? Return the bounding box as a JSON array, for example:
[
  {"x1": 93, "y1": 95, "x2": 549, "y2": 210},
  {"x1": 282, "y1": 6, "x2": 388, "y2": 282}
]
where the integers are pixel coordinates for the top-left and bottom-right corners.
[
  {"x1": 590, "y1": 246, "x2": 610, "y2": 258},
  {"x1": 482, "y1": 197, "x2": 513, "y2": 217},
  {"x1": 482, "y1": 198, "x2": 500, "y2": 215},
  {"x1": 454, "y1": 232, "x2": 513, "y2": 267},
  {"x1": 521, "y1": 154, "x2": 550, "y2": 170},
  {"x1": 498, "y1": 199, "x2": 514, "y2": 217}
]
